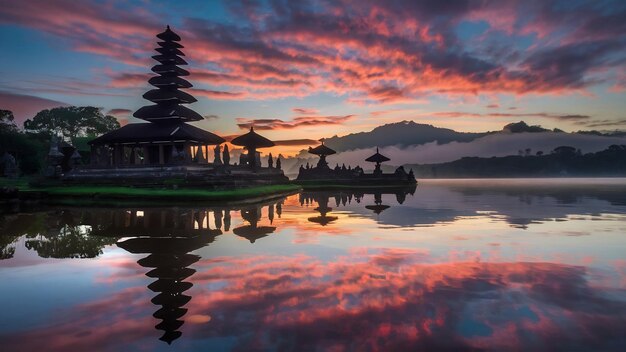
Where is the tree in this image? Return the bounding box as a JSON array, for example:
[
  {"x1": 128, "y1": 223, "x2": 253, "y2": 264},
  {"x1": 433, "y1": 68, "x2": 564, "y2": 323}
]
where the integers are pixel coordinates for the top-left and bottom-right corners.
[
  {"x1": 23, "y1": 106, "x2": 120, "y2": 142},
  {"x1": 0, "y1": 109, "x2": 17, "y2": 133}
]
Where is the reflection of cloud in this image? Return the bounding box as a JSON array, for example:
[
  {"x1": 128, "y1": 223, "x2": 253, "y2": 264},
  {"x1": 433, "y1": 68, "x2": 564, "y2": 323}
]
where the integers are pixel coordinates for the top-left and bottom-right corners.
[{"x1": 5, "y1": 252, "x2": 624, "y2": 351}]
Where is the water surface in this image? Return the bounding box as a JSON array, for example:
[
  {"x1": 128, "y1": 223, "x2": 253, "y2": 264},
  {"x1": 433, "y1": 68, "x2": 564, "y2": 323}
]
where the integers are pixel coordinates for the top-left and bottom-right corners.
[{"x1": 1, "y1": 179, "x2": 625, "y2": 351}]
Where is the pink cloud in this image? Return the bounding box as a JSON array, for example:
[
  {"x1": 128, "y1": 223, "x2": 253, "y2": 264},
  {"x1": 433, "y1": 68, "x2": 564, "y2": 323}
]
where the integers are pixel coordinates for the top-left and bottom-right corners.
[{"x1": 0, "y1": 91, "x2": 68, "y2": 126}]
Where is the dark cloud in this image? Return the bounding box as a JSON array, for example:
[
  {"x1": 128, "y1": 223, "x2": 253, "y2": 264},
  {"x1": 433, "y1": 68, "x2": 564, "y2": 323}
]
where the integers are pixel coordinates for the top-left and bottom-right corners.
[
  {"x1": 236, "y1": 115, "x2": 355, "y2": 130},
  {"x1": 435, "y1": 111, "x2": 591, "y2": 120},
  {"x1": 292, "y1": 108, "x2": 319, "y2": 115},
  {"x1": 575, "y1": 119, "x2": 626, "y2": 128},
  {"x1": 106, "y1": 108, "x2": 132, "y2": 117},
  {"x1": 274, "y1": 139, "x2": 320, "y2": 146},
  {"x1": 1, "y1": 0, "x2": 625, "y2": 103}
]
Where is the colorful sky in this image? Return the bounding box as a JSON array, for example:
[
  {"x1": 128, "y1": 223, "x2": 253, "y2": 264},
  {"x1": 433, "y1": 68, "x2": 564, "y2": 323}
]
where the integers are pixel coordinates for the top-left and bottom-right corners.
[{"x1": 1, "y1": 0, "x2": 625, "y2": 154}]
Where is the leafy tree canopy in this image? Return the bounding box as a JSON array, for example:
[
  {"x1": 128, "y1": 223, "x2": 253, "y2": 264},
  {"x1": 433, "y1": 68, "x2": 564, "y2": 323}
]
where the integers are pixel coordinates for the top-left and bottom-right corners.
[
  {"x1": 0, "y1": 109, "x2": 17, "y2": 133},
  {"x1": 23, "y1": 106, "x2": 120, "y2": 142}
]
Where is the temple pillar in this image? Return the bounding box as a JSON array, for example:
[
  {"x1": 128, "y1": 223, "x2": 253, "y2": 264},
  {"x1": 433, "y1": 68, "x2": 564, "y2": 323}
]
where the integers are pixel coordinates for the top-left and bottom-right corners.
[
  {"x1": 159, "y1": 144, "x2": 165, "y2": 165},
  {"x1": 112, "y1": 144, "x2": 119, "y2": 166},
  {"x1": 90, "y1": 146, "x2": 97, "y2": 166},
  {"x1": 249, "y1": 147, "x2": 257, "y2": 169},
  {"x1": 184, "y1": 142, "x2": 192, "y2": 164},
  {"x1": 142, "y1": 145, "x2": 150, "y2": 165}
]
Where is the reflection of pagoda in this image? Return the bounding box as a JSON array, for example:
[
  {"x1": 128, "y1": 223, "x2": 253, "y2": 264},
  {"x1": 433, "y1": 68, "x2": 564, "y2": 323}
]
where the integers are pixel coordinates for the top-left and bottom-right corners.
[
  {"x1": 305, "y1": 193, "x2": 338, "y2": 226},
  {"x1": 112, "y1": 209, "x2": 222, "y2": 344},
  {"x1": 233, "y1": 205, "x2": 276, "y2": 243},
  {"x1": 365, "y1": 192, "x2": 390, "y2": 215}
]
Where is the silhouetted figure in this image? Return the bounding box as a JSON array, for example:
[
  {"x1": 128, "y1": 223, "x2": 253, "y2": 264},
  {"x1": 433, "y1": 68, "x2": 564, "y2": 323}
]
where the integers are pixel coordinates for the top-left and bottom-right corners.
[
  {"x1": 213, "y1": 145, "x2": 222, "y2": 165},
  {"x1": 276, "y1": 155, "x2": 282, "y2": 170},
  {"x1": 222, "y1": 144, "x2": 230, "y2": 165},
  {"x1": 268, "y1": 153, "x2": 274, "y2": 168}
]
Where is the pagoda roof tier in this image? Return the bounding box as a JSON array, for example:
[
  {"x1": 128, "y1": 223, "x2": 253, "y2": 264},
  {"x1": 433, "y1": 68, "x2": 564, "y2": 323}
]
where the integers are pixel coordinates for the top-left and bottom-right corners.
[
  {"x1": 151, "y1": 64, "x2": 189, "y2": 76},
  {"x1": 148, "y1": 76, "x2": 193, "y2": 88},
  {"x1": 365, "y1": 147, "x2": 390, "y2": 163},
  {"x1": 151, "y1": 293, "x2": 192, "y2": 307},
  {"x1": 138, "y1": 254, "x2": 200, "y2": 268},
  {"x1": 309, "y1": 143, "x2": 336, "y2": 156},
  {"x1": 156, "y1": 319, "x2": 185, "y2": 332},
  {"x1": 231, "y1": 126, "x2": 275, "y2": 148},
  {"x1": 158, "y1": 41, "x2": 184, "y2": 49},
  {"x1": 160, "y1": 331, "x2": 183, "y2": 345},
  {"x1": 133, "y1": 104, "x2": 204, "y2": 122},
  {"x1": 89, "y1": 122, "x2": 225, "y2": 145},
  {"x1": 233, "y1": 225, "x2": 276, "y2": 243},
  {"x1": 143, "y1": 89, "x2": 197, "y2": 104},
  {"x1": 155, "y1": 47, "x2": 185, "y2": 56},
  {"x1": 152, "y1": 54, "x2": 188, "y2": 65},
  {"x1": 148, "y1": 280, "x2": 192, "y2": 293},
  {"x1": 157, "y1": 26, "x2": 182, "y2": 41}
]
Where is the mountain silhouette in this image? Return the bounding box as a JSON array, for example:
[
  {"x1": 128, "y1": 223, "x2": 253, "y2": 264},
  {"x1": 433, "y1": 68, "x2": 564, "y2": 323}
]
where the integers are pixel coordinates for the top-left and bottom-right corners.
[{"x1": 320, "y1": 120, "x2": 487, "y2": 153}]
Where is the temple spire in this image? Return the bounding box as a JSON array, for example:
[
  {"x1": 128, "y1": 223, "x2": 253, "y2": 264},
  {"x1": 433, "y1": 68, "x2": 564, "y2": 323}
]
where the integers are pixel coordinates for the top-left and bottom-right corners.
[{"x1": 134, "y1": 26, "x2": 203, "y2": 123}]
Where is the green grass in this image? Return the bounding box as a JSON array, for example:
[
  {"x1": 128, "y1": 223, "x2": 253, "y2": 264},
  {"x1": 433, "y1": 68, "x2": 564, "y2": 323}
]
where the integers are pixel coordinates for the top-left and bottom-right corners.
[
  {"x1": 35, "y1": 183, "x2": 301, "y2": 201},
  {"x1": 0, "y1": 177, "x2": 33, "y2": 190}
]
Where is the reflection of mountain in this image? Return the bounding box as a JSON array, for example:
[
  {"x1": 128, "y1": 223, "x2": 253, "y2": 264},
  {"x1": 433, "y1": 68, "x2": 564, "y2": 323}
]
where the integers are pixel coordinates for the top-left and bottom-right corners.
[
  {"x1": 298, "y1": 180, "x2": 626, "y2": 229},
  {"x1": 337, "y1": 180, "x2": 626, "y2": 228}
]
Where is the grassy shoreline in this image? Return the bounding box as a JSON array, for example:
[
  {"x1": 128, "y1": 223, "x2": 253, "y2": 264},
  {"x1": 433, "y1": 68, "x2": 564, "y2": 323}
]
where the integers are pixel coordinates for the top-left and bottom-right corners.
[{"x1": 1, "y1": 178, "x2": 301, "y2": 204}]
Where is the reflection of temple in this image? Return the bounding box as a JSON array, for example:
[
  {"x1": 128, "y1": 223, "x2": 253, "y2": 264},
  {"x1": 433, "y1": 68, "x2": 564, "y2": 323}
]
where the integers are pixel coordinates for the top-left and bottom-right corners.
[
  {"x1": 86, "y1": 200, "x2": 283, "y2": 344},
  {"x1": 301, "y1": 185, "x2": 416, "y2": 222},
  {"x1": 297, "y1": 144, "x2": 416, "y2": 186},
  {"x1": 64, "y1": 26, "x2": 288, "y2": 187},
  {"x1": 105, "y1": 209, "x2": 222, "y2": 344}
]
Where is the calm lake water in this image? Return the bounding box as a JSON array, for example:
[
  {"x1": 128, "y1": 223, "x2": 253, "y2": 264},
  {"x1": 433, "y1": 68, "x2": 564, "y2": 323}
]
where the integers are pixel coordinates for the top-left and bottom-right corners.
[{"x1": 1, "y1": 179, "x2": 625, "y2": 351}]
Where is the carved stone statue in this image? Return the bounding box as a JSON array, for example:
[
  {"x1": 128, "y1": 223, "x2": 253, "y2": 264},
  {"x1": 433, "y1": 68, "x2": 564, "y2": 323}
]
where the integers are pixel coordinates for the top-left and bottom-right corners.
[
  {"x1": 223, "y1": 144, "x2": 230, "y2": 165},
  {"x1": 0, "y1": 151, "x2": 18, "y2": 178},
  {"x1": 214, "y1": 144, "x2": 222, "y2": 165}
]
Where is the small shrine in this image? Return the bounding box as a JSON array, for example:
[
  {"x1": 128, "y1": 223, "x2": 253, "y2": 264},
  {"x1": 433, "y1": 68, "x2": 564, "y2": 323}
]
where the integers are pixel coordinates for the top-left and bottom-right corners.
[{"x1": 296, "y1": 144, "x2": 416, "y2": 186}]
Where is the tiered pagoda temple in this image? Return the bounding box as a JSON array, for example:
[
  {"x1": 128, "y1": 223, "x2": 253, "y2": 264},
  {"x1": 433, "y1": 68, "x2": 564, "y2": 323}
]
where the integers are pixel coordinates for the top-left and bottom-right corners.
[
  {"x1": 65, "y1": 26, "x2": 287, "y2": 187},
  {"x1": 89, "y1": 26, "x2": 224, "y2": 168},
  {"x1": 296, "y1": 144, "x2": 416, "y2": 186}
]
